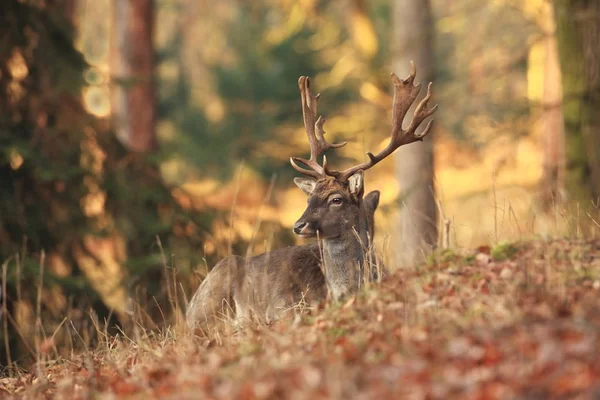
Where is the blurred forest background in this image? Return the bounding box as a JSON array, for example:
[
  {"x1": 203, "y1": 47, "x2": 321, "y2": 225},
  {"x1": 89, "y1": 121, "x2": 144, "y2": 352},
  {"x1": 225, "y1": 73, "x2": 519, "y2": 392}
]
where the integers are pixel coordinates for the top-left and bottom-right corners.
[{"x1": 1, "y1": 0, "x2": 599, "y2": 369}]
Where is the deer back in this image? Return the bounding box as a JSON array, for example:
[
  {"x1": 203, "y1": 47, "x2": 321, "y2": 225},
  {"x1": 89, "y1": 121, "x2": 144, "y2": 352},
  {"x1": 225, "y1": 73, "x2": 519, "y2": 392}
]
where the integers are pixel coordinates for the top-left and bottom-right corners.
[
  {"x1": 233, "y1": 244, "x2": 326, "y2": 325},
  {"x1": 185, "y1": 255, "x2": 244, "y2": 330}
]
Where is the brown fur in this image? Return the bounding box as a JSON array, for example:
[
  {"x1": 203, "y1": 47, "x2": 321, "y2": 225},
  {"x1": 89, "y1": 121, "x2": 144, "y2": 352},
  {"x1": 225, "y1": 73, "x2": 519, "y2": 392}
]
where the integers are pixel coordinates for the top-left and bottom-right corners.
[
  {"x1": 185, "y1": 188, "x2": 382, "y2": 330},
  {"x1": 292, "y1": 175, "x2": 385, "y2": 301},
  {"x1": 185, "y1": 245, "x2": 327, "y2": 329}
]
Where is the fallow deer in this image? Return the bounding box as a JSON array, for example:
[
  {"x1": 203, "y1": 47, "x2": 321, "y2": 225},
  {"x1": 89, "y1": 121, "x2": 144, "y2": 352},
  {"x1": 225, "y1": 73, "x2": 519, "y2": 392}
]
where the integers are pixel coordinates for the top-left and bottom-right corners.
[
  {"x1": 185, "y1": 190, "x2": 380, "y2": 329},
  {"x1": 186, "y1": 62, "x2": 437, "y2": 329}
]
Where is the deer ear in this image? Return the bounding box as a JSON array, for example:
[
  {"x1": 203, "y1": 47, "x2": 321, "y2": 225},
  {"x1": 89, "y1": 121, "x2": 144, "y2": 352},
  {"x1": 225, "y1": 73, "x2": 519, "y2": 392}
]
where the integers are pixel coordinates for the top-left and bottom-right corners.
[
  {"x1": 294, "y1": 177, "x2": 317, "y2": 195},
  {"x1": 348, "y1": 170, "x2": 364, "y2": 199},
  {"x1": 364, "y1": 190, "x2": 380, "y2": 212}
]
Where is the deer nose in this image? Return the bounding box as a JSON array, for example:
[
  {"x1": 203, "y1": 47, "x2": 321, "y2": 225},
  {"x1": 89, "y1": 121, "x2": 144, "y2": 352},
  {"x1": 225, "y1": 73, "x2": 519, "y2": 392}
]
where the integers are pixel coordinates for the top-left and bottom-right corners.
[{"x1": 293, "y1": 221, "x2": 308, "y2": 234}]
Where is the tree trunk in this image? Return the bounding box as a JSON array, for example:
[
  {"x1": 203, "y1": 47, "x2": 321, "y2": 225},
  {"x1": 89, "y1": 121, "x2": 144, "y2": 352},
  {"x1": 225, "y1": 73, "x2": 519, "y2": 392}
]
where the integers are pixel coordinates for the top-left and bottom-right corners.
[
  {"x1": 111, "y1": 0, "x2": 156, "y2": 152},
  {"x1": 553, "y1": 0, "x2": 600, "y2": 202},
  {"x1": 539, "y1": 1, "x2": 566, "y2": 209},
  {"x1": 392, "y1": 0, "x2": 437, "y2": 266}
]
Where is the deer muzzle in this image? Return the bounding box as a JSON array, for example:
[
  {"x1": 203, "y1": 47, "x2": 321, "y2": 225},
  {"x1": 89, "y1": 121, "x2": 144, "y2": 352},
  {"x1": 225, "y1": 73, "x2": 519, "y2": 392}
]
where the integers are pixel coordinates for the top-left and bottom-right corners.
[{"x1": 293, "y1": 220, "x2": 317, "y2": 238}]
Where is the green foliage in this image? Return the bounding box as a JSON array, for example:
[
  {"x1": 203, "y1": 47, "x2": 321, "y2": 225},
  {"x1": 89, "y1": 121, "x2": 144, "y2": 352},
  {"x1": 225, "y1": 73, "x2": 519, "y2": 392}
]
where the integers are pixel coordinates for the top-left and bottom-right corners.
[
  {"x1": 0, "y1": 2, "x2": 89, "y2": 257},
  {"x1": 0, "y1": 0, "x2": 215, "y2": 368},
  {"x1": 327, "y1": 326, "x2": 348, "y2": 339},
  {"x1": 156, "y1": 1, "x2": 384, "y2": 183},
  {"x1": 491, "y1": 242, "x2": 518, "y2": 262},
  {"x1": 425, "y1": 248, "x2": 460, "y2": 266},
  {"x1": 432, "y1": 1, "x2": 538, "y2": 145},
  {"x1": 553, "y1": 0, "x2": 600, "y2": 200}
]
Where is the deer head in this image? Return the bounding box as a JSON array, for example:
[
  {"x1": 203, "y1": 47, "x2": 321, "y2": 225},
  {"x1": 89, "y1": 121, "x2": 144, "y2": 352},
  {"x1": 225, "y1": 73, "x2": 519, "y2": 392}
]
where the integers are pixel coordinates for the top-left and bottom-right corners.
[
  {"x1": 292, "y1": 173, "x2": 368, "y2": 239},
  {"x1": 291, "y1": 62, "x2": 437, "y2": 242}
]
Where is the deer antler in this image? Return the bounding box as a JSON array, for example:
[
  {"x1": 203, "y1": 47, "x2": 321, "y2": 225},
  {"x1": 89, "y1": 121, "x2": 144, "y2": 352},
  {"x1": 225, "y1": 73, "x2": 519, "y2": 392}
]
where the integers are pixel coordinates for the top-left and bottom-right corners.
[
  {"x1": 330, "y1": 62, "x2": 438, "y2": 182},
  {"x1": 291, "y1": 62, "x2": 437, "y2": 182},
  {"x1": 290, "y1": 76, "x2": 347, "y2": 179}
]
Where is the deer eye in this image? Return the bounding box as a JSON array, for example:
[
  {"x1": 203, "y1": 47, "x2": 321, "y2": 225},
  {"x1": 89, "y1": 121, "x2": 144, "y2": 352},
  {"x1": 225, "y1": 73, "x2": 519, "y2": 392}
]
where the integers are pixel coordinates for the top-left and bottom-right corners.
[{"x1": 330, "y1": 197, "x2": 343, "y2": 205}]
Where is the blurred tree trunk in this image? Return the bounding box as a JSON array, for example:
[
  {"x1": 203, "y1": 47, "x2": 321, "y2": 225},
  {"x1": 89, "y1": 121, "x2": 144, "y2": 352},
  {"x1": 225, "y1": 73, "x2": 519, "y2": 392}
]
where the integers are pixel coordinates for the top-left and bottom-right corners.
[
  {"x1": 539, "y1": 1, "x2": 566, "y2": 209},
  {"x1": 63, "y1": 0, "x2": 78, "y2": 23},
  {"x1": 391, "y1": 0, "x2": 437, "y2": 266},
  {"x1": 553, "y1": 0, "x2": 600, "y2": 201},
  {"x1": 111, "y1": 0, "x2": 156, "y2": 152}
]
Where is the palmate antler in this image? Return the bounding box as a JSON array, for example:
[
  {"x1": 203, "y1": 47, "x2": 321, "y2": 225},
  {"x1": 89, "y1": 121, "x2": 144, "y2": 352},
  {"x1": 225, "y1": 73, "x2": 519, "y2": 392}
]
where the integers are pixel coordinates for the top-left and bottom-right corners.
[
  {"x1": 289, "y1": 76, "x2": 347, "y2": 179},
  {"x1": 291, "y1": 62, "x2": 438, "y2": 182}
]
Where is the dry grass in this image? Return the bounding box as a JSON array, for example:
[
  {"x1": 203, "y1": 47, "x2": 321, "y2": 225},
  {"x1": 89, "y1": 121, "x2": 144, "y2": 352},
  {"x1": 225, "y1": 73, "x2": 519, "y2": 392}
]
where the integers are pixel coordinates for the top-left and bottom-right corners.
[
  {"x1": 2, "y1": 237, "x2": 600, "y2": 399},
  {"x1": 2, "y1": 143, "x2": 600, "y2": 398}
]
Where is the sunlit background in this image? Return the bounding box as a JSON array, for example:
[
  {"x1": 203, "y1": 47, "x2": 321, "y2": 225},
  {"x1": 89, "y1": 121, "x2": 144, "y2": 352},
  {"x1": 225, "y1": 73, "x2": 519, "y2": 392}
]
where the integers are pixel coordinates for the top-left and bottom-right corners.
[{"x1": 77, "y1": 0, "x2": 565, "y2": 245}]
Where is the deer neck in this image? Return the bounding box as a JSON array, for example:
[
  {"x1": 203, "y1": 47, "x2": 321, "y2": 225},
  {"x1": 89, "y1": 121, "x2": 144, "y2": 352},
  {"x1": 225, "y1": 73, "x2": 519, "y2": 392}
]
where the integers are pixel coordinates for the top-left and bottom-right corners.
[{"x1": 321, "y1": 204, "x2": 372, "y2": 301}]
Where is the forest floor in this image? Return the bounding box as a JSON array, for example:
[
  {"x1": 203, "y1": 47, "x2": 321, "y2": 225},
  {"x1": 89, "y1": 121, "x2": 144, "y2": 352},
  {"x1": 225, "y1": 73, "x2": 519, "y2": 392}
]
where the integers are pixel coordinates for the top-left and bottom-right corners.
[{"x1": 2, "y1": 238, "x2": 600, "y2": 399}]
